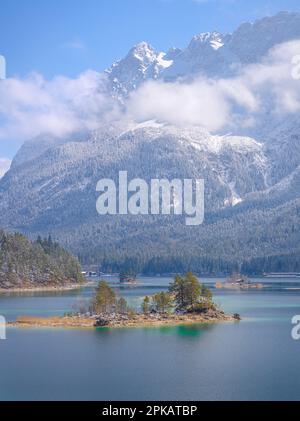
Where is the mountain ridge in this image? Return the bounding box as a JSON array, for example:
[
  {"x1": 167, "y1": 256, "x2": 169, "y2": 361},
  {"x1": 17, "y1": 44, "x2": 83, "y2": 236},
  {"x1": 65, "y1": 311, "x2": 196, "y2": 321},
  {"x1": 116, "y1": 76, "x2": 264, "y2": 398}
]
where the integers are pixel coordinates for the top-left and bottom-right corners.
[
  {"x1": 107, "y1": 11, "x2": 300, "y2": 95},
  {"x1": 0, "y1": 11, "x2": 299, "y2": 270}
]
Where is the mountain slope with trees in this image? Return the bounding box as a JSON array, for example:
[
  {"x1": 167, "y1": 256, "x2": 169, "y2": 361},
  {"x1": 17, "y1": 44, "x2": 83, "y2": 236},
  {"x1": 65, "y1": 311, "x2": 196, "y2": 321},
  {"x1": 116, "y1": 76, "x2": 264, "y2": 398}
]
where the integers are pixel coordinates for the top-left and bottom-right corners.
[
  {"x1": 0, "y1": 12, "x2": 299, "y2": 274},
  {"x1": 0, "y1": 230, "x2": 84, "y2": 289}
]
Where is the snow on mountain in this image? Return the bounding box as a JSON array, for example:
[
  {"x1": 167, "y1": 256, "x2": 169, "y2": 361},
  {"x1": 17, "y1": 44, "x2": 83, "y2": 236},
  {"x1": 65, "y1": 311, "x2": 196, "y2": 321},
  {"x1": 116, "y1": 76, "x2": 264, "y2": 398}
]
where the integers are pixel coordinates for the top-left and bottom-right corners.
[
  {"x1": 106, "y1": 42, "x2": 172, "y2": 98},
  {"x1": 0, "y1": 11, "x2": 300, "y2": 261},
  {"x1": 164, "y1": 11, "x2": 300, "y2": 79},
  {"x1": 0, "y1": 122, "x2": 268, "y2": 230},
  {"x1": 228, "y1": 11, "x2": 300, "y2": 65},
  {"x1": 0, "y1": 158, "x2": 11, "y2": 179},
  {"x1": 189, "y1": 31, "x2": 224, "y2": 52},
  {"x1": 106, "y1": 11, "x2": 300, "y2": 93},
  {"x1": 162, "y1": 31, "x2": 237, "y2": 80}
]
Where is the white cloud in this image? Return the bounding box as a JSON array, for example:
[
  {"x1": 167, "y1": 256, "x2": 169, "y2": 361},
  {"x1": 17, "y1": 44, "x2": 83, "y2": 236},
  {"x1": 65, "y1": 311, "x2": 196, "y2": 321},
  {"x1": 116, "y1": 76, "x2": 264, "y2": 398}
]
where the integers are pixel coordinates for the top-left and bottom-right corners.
[
  {"x1": 127, "y1": 39, "x2": 300, "y2": 131},
  {"x1": 0, "y1": 70, "x2": 120, "y2": 141},
  {"x1": 0, "y1": 40, "x2": 300, "y2": 143},
  {"x1": 127, "y1": 78, "x2": 230, "y2": 131}
]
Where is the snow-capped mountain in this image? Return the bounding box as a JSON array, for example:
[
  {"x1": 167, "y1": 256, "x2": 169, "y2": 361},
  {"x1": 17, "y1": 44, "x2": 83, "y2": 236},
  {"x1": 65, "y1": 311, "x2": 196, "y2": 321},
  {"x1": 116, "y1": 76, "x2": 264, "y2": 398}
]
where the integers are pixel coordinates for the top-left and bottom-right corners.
[
  {"x1": 106, "y1": 42, "x2": 173, "y2": 98},
  {"x1": 161, "y1": 31, "x2": 236, "y2": 80},
  {"x1": 227, "y1": 11, "x2": 300, "y2": 64},
  {"x1": 0, "y1": 122, "x2": 268, "y2": 222},
  {"x1": 0, "y1": 122, "x2": 270, "y2": 258},
  {"x1": 0, "y1": 11, "x2": 300, "y2": 264},
  {"x1": 107, "y1": 11, "x2": 300, "y2": 95}
]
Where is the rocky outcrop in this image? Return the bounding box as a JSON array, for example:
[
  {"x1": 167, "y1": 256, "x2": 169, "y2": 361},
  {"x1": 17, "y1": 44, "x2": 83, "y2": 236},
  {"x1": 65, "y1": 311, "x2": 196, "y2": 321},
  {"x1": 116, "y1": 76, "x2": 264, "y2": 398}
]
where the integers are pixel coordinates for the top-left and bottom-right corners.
[
  {"x1": 10, "y1": 308, "x2": 239, "y2": 329},
  {"x1": 92, "y1": 308, "x2": 238, "y2": 328}
]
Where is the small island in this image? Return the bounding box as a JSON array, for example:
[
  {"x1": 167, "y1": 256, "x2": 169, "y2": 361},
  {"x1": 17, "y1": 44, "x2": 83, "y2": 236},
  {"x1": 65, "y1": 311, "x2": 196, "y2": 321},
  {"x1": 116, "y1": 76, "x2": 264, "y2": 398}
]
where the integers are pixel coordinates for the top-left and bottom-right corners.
[
  {"x1": 10, "y1": 272, "x2": 241, "y2": 329},
  {"x1": 216, "y1": 273, "x2": 263, "y2": 290},
  {"x1": 119, "y1": 270, "x2": 138, "y2": 285}
]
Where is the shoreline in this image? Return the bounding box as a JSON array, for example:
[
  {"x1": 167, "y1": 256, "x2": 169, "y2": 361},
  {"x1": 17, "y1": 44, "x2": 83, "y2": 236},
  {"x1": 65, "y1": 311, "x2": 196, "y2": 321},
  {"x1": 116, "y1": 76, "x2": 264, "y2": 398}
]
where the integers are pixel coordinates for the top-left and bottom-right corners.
[
  {"x1": 8, "y1": 310, "x2": 239, "y2": 330},
  {"x1": 0, "y1": 282, "x2": 93, "y2": 294}
]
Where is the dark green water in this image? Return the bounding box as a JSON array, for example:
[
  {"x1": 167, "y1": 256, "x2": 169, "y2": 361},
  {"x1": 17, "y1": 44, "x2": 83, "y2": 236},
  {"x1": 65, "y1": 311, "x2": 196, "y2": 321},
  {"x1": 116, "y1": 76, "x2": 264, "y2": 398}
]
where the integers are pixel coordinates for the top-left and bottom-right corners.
[{"x1": 1, "y1": 277, "x2": 300, "y2": 400}]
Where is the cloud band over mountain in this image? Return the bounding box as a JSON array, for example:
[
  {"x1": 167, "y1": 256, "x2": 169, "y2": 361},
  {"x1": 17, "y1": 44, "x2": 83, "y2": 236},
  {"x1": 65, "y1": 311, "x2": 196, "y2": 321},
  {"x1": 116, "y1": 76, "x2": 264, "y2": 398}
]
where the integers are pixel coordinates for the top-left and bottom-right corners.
[{"x1": 0, "y1": 37, "x2": 300, "y2": 141}]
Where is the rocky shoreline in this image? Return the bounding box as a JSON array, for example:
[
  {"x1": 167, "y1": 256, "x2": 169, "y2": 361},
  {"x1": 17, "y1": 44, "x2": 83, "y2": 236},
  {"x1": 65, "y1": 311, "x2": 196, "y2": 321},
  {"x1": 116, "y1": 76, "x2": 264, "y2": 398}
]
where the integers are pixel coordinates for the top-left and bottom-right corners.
[{"x1": 8, "y1": 309, "x2": 240, "y2": 329}]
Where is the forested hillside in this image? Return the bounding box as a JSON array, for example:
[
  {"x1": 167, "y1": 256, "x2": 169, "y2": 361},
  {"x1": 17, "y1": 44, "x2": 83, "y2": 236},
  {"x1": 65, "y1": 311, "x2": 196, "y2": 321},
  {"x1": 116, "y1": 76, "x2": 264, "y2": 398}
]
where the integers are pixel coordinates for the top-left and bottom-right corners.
[
  {"x1": 0, "y1": 231, "x2": 84, "y2": 289},
  {"x1": 0, "y1": 12, "x2": 300, "y2": 276}
]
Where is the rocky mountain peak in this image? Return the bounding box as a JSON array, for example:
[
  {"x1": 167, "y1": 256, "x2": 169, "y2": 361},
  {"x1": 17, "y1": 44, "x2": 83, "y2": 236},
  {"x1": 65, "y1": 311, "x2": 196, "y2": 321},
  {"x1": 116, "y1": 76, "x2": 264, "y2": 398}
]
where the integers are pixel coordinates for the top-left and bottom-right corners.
[
  {"x1": 129, "y1": 41, "x2": 157, "y2": 63},
  {"x1": 189, "y1": 31, "x2": 224, "y2": 51}
]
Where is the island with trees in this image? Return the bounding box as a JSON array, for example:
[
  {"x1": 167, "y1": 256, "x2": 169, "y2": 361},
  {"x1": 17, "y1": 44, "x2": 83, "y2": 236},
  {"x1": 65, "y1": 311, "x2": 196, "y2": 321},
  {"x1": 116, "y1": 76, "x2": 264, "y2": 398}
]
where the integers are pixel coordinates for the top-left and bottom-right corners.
[
  {"x1": 215, "y1": 273, "x2": 263, "y2": 290},
  {"x1": 10, "y1": 272, "x2": 240, "y2": 329}
]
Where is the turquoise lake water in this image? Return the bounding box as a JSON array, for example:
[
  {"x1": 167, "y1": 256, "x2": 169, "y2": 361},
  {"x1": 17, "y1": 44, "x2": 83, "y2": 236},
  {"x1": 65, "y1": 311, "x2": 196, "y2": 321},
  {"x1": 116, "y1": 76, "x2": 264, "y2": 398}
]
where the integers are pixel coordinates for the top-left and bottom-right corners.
[{"x1": 0, "y1": 276, "x2": 300, "y2": 401}]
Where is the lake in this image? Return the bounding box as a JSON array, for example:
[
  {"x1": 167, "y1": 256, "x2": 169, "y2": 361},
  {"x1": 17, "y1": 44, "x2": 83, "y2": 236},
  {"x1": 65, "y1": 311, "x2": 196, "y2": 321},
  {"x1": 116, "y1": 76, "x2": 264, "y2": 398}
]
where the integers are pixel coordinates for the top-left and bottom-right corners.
[{"x1": 0, "y1": 276, "x2": 300, "y2": 400}]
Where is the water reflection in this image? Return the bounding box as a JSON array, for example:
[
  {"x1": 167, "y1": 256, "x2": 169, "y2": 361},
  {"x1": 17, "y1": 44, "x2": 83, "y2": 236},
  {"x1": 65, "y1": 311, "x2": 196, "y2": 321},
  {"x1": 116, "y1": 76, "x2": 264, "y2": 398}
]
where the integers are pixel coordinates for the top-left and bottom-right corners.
[
  {"x1": 2, "y1": 277, "x2": 300, "y2": 400},
  {"x1": 154, "y1": 323, "x2": 216, "y2": 337},
  {"x1": 95, "y1": 322, "x2": 216, "y2": 338}
]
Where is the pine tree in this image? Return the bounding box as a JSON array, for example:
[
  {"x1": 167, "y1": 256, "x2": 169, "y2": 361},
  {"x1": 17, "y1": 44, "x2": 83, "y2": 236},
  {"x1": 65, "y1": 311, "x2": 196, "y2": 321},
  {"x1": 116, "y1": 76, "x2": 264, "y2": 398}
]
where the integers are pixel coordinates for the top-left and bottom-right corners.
[
  {"x1": 169, "y1": 272, "x2": 206, "y2": 311},
  {"x1": 116, "y1": 297, "x2": 128, "y2": 314},
  {"x1": 152, "y1": 292, "x2": 173, "y2": 314},
  {"x1": 169, "y1": 275, "x2": 186, "y2": 308},
  {"x1": 93, "y1": 281, "x2": 116, "y2": 314},
  {"x1": 185, "y1": 272, "x2": 201, "y2": 308},
  {"x1": 142, "y1": 296, "x2": 151, "y2": 314}
]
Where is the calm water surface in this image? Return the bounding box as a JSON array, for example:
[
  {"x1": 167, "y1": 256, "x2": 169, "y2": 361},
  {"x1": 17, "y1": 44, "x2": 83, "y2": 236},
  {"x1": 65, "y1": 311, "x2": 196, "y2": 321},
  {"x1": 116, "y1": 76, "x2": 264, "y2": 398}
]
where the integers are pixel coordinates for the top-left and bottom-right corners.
[{"x1": 1, "y1": 276, "x2": 300, "y2": 400}]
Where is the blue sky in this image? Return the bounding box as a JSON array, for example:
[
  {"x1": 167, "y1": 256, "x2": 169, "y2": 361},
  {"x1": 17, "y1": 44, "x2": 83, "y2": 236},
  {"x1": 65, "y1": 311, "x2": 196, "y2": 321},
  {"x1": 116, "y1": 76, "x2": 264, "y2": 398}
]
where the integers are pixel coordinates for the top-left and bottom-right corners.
[
  {"x1": 1, "y1": 0, "x2": 300, "y2": 78},
  {"x1": 0, "y1": 0, "x2": 300, "y2": 161}
]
